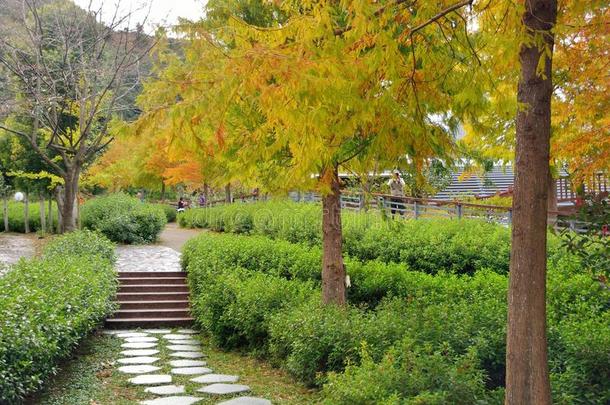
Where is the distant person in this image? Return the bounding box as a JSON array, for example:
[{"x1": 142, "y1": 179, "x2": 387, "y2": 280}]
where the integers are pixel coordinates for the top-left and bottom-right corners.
[
  {"x1": 198, "y1": 193, "x2": 206, "y2": 207},
  {"x1": 388, "y1": 170, "x2": 405, "y2": 216},
  {"x1": 136, "y1": 190, "x2": 144, "y2": 202},
  {"x1": 177, "y1": 197, "x2": 186, "y2": 212},
  {"x1": 252, "y1": 187, "x2": 259, "y2": 201}
]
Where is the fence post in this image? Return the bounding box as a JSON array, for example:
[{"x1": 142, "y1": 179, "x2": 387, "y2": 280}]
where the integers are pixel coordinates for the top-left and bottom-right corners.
[
  {"x1": 414, "y1": 201, "x2": 419, "y2": 219},
  {"x1": 457, "y1": 203, "x2": 463, "y2": 219}
]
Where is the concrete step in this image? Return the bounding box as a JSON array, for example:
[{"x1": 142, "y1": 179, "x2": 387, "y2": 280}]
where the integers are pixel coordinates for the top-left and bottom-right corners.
[
  {"x1": 118, "y1": 285, "x2": 189, "y2": 293},
  {"x1": 117, "y1": 292, "x2": 190, "y2": 301},
  {"x1": 105, "y1": 317, "x2": 194, "y2": 329},
  {"x1": 119, "y1": 300, "x2": 190, "y2": 310},
  {"x1": 111, "y1": 308, "x2": 191, "y2": 319},
  {"x1": 120, "y1": 277, "x2": 188, "y2": 285},
  {"x1": 118, "y1": 271, "x2": 186, "y2": 279}
]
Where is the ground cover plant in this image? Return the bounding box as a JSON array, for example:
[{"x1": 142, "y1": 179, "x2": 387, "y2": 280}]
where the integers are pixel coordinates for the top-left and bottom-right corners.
[
  {"x1": 0, "y1": 230, "x2": 118, "y2": 402},
  {"x1": 81, "y1": 193, "x2": 167, "y2": 244},
  {"x1": 5, "y1": 200, "x2": 59, "y2": 233},
  {"x1": 183, "y1": 231, "x2": 610, "y2": 403}
]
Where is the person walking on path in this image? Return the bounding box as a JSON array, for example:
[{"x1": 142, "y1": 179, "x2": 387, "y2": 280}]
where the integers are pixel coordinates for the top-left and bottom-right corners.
[{"x1": 388, "y1": 170, "x2": 405, "y2": 216}]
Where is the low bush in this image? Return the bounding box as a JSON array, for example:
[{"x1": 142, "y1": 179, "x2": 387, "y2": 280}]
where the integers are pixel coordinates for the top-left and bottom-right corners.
[
  {"x1": 81, "y1": 193, "x2": 167, "y2": 244},
  {"x1": 155, "y1": 204, "x2": 177, "y2": 223},
  {"x1": 179, "y1": 200, "x2": 527, "y2": 274},
  {"x1": 5, "y1": 200, "x2": 59, "y2": 233},
  {"x1": 190, "y1": 268, "x2": 316, "y2": 354},
  {"x1": 184, "y1": 231, "x2": 609, "y2": 402},
  {"x1": 322, "y1": 339, "x2": 498, "y2": 405},
  {"x1": 182, "y1": 233, "x2": 322, "y2": 282},
  {"x1": 0, "y1": 230, "x2": 117, "y2": 402}
]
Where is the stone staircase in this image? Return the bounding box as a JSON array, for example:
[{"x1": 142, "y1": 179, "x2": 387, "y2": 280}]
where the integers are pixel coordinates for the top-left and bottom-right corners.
[{"x1": 106, "y1": 272, "x2": 194, "y2": 328}]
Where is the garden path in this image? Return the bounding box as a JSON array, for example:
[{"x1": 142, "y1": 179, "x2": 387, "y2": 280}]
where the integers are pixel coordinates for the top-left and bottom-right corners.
[
  {"x1": 0, "y1": 233, "x2": 37, "y2": 276},
  {"x1": 107, "y1": 224, "x2": 270, "y2": 404}
]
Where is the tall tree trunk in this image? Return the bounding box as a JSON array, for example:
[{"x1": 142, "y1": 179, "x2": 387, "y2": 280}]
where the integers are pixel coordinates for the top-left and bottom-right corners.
[
  {"x1": 506, "y1": 1, "x2": 557, "y2": 404},
  {"x1": 204, "y1": 183, "x2": 210, "y2": 207},
  {"x1": 3, "y1": 196, "x2": 8, "y2": 232},
  {"x1": 24, "y1": 191, "x2": 29, "y2": 233},
  {"x1": 59, "y1": 169, "x2": 80, "y2": 233},
  {"x1": 39, "y1": 194, "x2": 46, "y2": 234},
  {"x1": 48, "y1": 197, "x2": 53, "y2": 234},
  {"x1": 161, "y1": 180, "x2": 166, "y2": 202},
  {"x1": 321, "y1": 164, "x2": 346, "y2": 305},
  {"x1": 225, "y1": 183, "x2": 232, "y2": 203}
]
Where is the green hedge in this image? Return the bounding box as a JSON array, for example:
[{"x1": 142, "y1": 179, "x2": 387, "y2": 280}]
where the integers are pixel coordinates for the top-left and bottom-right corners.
[
  {"x1": 155, "y1": 204, "x2": 177, "y2": 223},
  {"x1": 0, "y1": 230, "x2": 117, "y2": 402},
  {"x1": 180, "y1": 201, "x2": 557, "y2": 275},
  {"x1": 81, "y1": 193, "x2": 167, "y2": 244},
  {"x1": 5, "y1": 200, "x2": 59, "y2": 233},
  {"x1": 183, "y1": 232, "x2": 610, "y2": 402}
]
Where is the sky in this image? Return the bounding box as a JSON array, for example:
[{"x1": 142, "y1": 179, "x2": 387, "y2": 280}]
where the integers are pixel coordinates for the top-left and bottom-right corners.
[{"x1": 71, "y1": 0, "x2": 207, "y2": 33}]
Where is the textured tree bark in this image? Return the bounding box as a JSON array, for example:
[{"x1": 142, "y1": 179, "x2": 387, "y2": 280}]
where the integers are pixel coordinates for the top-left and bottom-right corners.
[
  {"x1": 506, "y1": 1, "x2": 557, "y2": 404},
  {"x1": 204, "y1": 183, "x2": 210, "y2": 206},
  {"x1": 48, "y1": 198, "x2": 53, "y2": 233},
  {"x1": 59, "y1": 168, "x2": 80, "y2": 233},
  {"x1": 225, "y1": 183, "x2": 232, "y2": 203},
  {"x1": 39, "y1": 195, "x2": 46, "y2": 234},
  {"x1": 321, "y1": 165, "x2": 346, "y2": 305}
]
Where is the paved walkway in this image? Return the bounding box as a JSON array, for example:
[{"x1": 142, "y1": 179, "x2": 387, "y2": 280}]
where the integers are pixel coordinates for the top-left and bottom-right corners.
[
  {"x1": 115, "y1": 223, "x2": 202, "y2": 273},
  {"x1": 158, "y1": 223, "x2": 203, "y2": 252},
  {"x1": 0, "y1": 233, "x2": 38, "y2": 276},
  {"x1": 104, "y1": 329, "x2": 271, "y2": 404}
]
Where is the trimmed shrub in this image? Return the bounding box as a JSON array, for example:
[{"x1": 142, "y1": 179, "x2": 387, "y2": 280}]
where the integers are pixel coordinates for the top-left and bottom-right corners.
[
  {"x1": 42, "y1": 229, "x2": 116, "y2": 262},
  {"x1": 184, "y1": 230, "x2": 609, "y2": 402},
  {"x1": 322, "y1": 340, "x2": 497, "y2": 405},
  {"x1": 0, "y1": 231, "x2": 117, "y2": 402},
  {"x1": 81, "y1": 193, "x2": 167, "y2": 244},
  {"x1": 155, "y1": 204, "x2": 177, "y2": 223},
  {"x1": 182, "y1": 233, "x2": 322, "y2": 282},
  {"x1": 179, "y1": 201, "x2": 522, "y2": 274},
  {"x1": 190, "y1": 269, "x2": 316, "y2": 353}
]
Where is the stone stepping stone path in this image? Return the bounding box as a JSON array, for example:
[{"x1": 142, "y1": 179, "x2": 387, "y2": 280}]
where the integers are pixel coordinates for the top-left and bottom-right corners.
[
  {"x1": 191, "y1": 375, "x2": 239, "y2": 384},
  {"x1": 119, "y1": 365, "x2": 161, "y2": 374},
  {"x1": 145, "y1": 385, "x2": 186, "y2": 395},
  {"x1": 107, "y1": 328, "x2": 271, "y2": 404},
  {"x1": 218, "y1": 398, "x2": 272, "y2": 405},
  {"x1": 118, "y1": 356, "x2": 160, "y2": 365},
  {"x1": 198, "y1": 384, "x2": 251, "y2": 395},
  {"x1": 141, "y1": 397, "x2": 202, "y2": 405}
]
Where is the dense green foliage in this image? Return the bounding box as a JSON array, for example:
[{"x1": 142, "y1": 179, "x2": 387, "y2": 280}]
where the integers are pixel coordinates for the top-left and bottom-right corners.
[
  {"x1": 4, "y1": 200, "x2": 59, "y2": 233},
  {"x1": 81, "y1": 194, "x2": 167, "y2": 244},
  {"x1": 155, "y1": 203, "x2": 177, "y2": 223},
  {"x1": 183, "y1": 231, "x2": 610, "y2": 403},
  {"x1": 180, "y1": 200, "x2": 564, "y2": 275},
  {"x1": 0, "y1": 230, "x2": 117, "y2": 402}
]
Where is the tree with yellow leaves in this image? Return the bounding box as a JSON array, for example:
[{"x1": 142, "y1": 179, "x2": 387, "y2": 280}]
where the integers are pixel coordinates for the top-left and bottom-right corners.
[{"x1": 133, "y1": 0, "x2": 493, "y2": 305}]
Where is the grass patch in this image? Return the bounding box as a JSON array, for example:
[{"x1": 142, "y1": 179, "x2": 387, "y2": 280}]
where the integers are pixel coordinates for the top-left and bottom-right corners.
[
  {"x1": 26, "y1": 330, "x2": 320, "y2": 405},
  {"x1": 25, "y1": 332, "x2": 144, "y2": 405}
]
